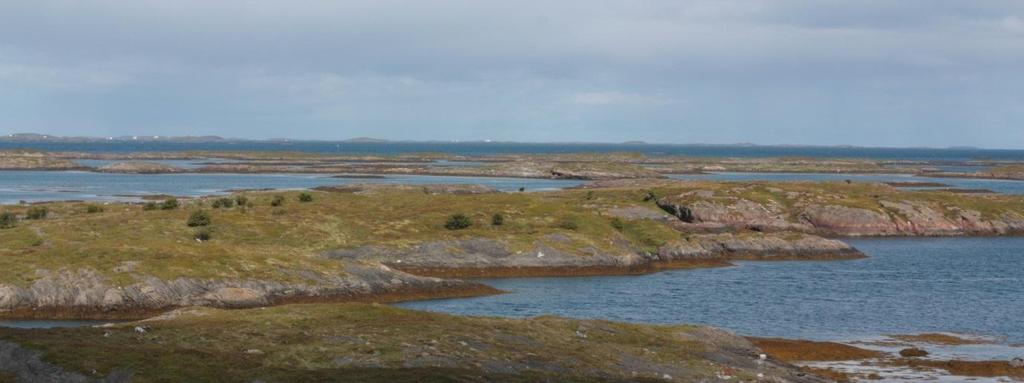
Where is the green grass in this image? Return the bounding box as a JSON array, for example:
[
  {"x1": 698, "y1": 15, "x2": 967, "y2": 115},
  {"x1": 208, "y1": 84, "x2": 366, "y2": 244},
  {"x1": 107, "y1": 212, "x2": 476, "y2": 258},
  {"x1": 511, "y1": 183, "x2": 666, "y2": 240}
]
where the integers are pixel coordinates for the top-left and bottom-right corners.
[
  {"x1": 1, "y1": 182, "x2": 1021, "y2": 287},
  {"x1": 0, "y1": 303, "x2": 713, "y2": 382}
]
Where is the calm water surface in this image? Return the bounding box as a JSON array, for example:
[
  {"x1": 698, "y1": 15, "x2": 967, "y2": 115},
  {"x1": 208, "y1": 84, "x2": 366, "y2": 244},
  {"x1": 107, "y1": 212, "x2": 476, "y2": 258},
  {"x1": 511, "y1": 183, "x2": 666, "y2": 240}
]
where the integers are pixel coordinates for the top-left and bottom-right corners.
[
  {"x1": 399, "y1": 237, "x2": 1024, "y2": 344},
  {"x1": 0, "y1": 171, "x2": 583, "y2": 204},
  {"x1": 5, "y1": 141, "x2": 1024, "y2": 161},
  {"x1": 670, "y1": 172, "x2": 1024, "y2": 194}
]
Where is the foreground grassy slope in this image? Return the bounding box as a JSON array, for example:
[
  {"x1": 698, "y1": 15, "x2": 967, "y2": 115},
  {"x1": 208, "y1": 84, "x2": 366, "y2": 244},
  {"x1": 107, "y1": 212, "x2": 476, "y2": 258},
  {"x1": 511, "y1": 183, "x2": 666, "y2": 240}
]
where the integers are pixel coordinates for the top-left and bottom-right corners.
[{"x1": 0, "y1": 303, "x2": 810, "y2": 382}]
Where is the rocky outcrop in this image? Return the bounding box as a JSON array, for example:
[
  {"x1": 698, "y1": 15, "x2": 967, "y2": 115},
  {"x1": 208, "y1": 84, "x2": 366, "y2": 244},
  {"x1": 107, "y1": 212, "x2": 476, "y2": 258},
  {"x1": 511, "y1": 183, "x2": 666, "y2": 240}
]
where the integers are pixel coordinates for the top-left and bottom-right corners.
[
  {"x1": 0, "y1": 262, "x2": 495, "y2": 319},
  {"x1": 0, "y1": 151, "x2": 84, "y2": 170},
  {"x1": 95, "y1": 161, "x2": 183, "y2": 174},
  {"x1": 327, "y1": 234, "x2": 863, "y2": 278},
  {"x1": 657, "y1": 192, "x2": 1024, "y2": 236},
  {"x1": 658, "y1": 233, "x2": 861, "y2": 261},
  {"x1": 314, "y1": 183, "x2": 499, "y2": 195},
  {"x1": 797, "y1": 204, "x2": 900, "y2": 236}
]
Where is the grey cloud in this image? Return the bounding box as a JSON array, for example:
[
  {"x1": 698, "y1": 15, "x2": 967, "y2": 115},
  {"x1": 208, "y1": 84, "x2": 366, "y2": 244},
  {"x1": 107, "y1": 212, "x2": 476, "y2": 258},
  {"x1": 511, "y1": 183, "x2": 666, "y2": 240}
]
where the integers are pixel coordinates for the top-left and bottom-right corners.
[{"x1": 0, "y1": 0, "x2": 1021, "y2": 146}]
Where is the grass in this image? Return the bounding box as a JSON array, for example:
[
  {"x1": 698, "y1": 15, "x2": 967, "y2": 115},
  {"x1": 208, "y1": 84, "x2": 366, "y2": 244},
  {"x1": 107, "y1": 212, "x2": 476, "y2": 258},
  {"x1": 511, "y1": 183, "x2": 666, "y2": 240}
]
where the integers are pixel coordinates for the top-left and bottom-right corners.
[
  {"x1": 0, "y1": 303, "x2": 718, "y2": 382},
  {"x1": 0, "y1": 182, "x2": 1021, "y2": 288}
]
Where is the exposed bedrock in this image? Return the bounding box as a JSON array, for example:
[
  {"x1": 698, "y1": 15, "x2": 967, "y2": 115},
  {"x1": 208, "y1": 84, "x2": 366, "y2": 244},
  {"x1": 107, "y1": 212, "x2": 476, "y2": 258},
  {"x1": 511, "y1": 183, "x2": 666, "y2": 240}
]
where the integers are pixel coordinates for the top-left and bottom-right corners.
[
  {"x1": 326, "y1": 233, "x2": 862, "y2": 278},
  {"x1": 656, "y1": 193, "x2": 1024, "y2": 236},
  {"x1": 0, "y1": 261, "x2": 495, "y2": 320}
]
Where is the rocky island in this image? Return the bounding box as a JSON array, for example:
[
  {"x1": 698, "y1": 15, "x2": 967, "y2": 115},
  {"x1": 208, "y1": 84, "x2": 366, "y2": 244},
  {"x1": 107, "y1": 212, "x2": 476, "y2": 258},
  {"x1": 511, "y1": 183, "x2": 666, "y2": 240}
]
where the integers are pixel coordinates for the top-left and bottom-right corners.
[{"x1": 2, "y1": 163, "x2": 1024, "y2": 381}]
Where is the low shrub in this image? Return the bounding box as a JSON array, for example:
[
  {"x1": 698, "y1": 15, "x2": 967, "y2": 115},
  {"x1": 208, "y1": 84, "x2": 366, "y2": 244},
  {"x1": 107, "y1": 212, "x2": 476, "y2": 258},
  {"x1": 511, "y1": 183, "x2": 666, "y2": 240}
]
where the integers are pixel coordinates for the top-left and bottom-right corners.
[
  {"x1": 558, "y1": 220, "x2": 579, "y2": 231},
  {"x1": 234, "y1": 195, "x2": 248, "y2": 207},
  {"x1": 161, "y1": 198, "x2": 179, "y2": 210},
  {"x1": 0, "y1": 212, "x2": 15, "y2": 229},
  {"x1": 491, "y1": 213, "x2": 504, "y2": 226},
  {"x1": 271, "y1": 195, "x2": 285, "y2": 207},
  {"x1": 445, "y1": 214, "x2": 472, "y2": 230},
  {"x1": 142, "y1": 202, "x2": 158, "y2": 211},
  {"x1": 212, "y1": 197, "x2": 234, "y2": 209},
  {"x1": 26, "y1": 206, "x2": 48, "y2": 220},
  {"x1": 86, "y1": 204, "x2": 104, "y2": 214},
  {"x1": 298, "y1": 192, "x2": 313, "y2": 202},
  {"x1": 610, "y1": 218, "x2": 625, "y2": 231},
  {"x1": 194, "y1": 227, "x2": 212, "y2": 241},
  {"x1": 187, "y1": 210, "x2": 211, "y2": 227}
]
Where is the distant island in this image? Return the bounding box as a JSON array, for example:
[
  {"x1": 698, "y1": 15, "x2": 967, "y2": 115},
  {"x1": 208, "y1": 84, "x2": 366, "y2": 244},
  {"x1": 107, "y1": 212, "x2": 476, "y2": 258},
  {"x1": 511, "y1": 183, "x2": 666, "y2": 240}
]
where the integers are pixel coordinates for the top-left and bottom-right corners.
[{"x1": 0, "y1": 132, "x2": 1019, "y2": 151}]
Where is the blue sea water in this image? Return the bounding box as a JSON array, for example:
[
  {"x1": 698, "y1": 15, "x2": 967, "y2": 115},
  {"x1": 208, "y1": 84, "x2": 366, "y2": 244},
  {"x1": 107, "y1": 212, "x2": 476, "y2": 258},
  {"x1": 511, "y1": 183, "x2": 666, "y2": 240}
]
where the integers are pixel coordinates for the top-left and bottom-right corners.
[
  {"x1": 0, "y1": 171, "x2": 582, "y2": 204},
  {"x1": 399, "y1": 237, "x2": 1024, "y2": 345},
  {"x1": 670, "y1": 172, "x2": 1024, "y2": 194},
  {"x1": 3, "y1": 141, "x2": 1024, "y2": 161}
]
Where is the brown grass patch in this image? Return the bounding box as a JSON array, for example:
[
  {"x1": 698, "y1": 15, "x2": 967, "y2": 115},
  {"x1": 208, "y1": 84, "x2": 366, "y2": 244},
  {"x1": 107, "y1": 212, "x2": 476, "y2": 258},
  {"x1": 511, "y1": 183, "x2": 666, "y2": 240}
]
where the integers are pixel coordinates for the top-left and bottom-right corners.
[
  {"x1": 896, "y1": 359, "x2": 1024, "y2": 379},
  {"x1": 890, "y1": 333, "x2": 991, "y2": 345},
  {"x1": 748, "y1": 337, "x2": 884, "y2": 362}
]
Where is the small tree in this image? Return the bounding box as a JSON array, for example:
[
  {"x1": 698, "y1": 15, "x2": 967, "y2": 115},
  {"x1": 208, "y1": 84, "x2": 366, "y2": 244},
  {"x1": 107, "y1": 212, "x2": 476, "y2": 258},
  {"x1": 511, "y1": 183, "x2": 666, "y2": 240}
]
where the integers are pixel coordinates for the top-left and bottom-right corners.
[
  {"x1": 0, "y1": 212, "x2": 16, "y2": 229},
  {"x1": 491, "y1": 213, "x2": 504, "y2": 226},
  {"x1": 234, "y1": 195, "x2": 248, "y2": 207},
  {"x1": 26, "y1": 206, "x2": 48, "y2": 220},
  {"x1": 298, "y1": 192, "x2": 313, "y2": 202},
  {"x1": 187, "y1": 210, "x2": 211, "y2": 227},
  {"x1": 270, "y1": 195, "x2": 285, "y2": 207},
  {"x1": 161, "y1": 198, "x2": 179, "y2": 210},
  {"x1": 86, "y1": 204, "x2": 104, "y2": 213},
  {"x1": 445, "y1": 214, "x2": 472, "y2": 230}
]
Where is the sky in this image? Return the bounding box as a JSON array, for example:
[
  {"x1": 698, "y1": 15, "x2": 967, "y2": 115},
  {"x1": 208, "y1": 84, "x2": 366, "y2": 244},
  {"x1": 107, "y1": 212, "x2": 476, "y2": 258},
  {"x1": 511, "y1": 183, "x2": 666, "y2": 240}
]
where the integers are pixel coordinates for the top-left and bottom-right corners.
[{"x1": 1, "y1": 1, "x2": 1023, "y2": 147}]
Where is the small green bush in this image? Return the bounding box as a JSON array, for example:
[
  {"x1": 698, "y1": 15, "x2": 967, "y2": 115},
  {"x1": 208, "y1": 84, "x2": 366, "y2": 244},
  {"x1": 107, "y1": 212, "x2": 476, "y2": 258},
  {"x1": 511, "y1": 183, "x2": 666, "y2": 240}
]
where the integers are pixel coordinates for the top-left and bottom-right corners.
[
  {"x1": 161, "y1": 198, "x2": 179, "y2": 210},
  {"x1": 86, "y1": 204, "x2": 104, "y2": 213},
  {"x1": 187, "y1": 210, "x2": 211, "y2": 227},
  {"x1": 298, "y1": 192, "x2": 313, "y2": 202},
  {"x1": 643, "y1": 191, "x2": 657, "y2": 202},
  {"x1": 445, "y1": 214, "x2": 472, "y2": 230},
  {"x1": 0, "y1": 212, "x2": 16, "y2": 229},
  {"x1": 558, "y1": 220, "x2": 579, "y2": 231},
  {"x1": 270, "y1": 195, "x2": 285, "y2": 207},
  {"x1": 491, "y1": 213, "x2": 504, "y2": 226},
  {"x1": 194, "y1": 227, "x2": 212, "y2": 241},
  {"x1": 234, "y1": 195, "x2": 248, "y2": 207},
  {"x1": 25, "y1": 206, "x2": 48, "y2": 220},
  {"x1": 610, "y1": 218, "x2": 625, "y2": 231},
  {"x1": 212, "y1": 197, "x2": 234, "y2": 209},
  {"x1": 585, "y1": 191, "x2": 595, "y2": 200},
  {"x1": 518, "y1": 187, "x2": 525, "y2": 192},
  {"x1": 142, "y1": 202, "x2": 158, "y2": 211}
]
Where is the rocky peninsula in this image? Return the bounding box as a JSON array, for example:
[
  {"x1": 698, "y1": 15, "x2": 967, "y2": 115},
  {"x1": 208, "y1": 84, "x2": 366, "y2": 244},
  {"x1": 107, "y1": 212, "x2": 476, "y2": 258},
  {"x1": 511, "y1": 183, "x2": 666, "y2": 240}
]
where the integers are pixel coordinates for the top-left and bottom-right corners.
[
  {"x1": 5, "y1": 149, "x2": 1024, "y2": 181},
  {"x1": 1, "y1": 179, "x2": 1023, "y2": 381}
]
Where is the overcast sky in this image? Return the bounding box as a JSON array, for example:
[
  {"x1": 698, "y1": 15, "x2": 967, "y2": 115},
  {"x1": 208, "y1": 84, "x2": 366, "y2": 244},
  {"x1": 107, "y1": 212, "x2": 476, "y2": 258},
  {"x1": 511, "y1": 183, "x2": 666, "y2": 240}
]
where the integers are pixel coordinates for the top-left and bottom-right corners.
[{"x1": 1, "y1": 1, "x2": 1023, "y2": 147}]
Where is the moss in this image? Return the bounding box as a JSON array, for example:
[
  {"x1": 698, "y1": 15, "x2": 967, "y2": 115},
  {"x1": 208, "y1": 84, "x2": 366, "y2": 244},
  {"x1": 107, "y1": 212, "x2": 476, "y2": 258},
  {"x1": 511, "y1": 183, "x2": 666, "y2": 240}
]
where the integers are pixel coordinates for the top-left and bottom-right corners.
[
  {"x1": 0, "y1": 303, "x2": 718, "y2": 382},
  {"x1": 0, "y1": 183, "x2": 1020, "y2": 288}
]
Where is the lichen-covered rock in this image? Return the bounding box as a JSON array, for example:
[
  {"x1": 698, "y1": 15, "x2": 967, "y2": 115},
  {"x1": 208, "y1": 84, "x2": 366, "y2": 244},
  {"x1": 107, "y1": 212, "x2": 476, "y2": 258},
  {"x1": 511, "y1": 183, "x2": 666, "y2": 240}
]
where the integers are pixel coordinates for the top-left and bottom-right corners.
[
  {"x1": 96, "y1": 161, "x2": 183, "y2": 174},
  {"x1": 0, "y1": 262, "x2": 491, "y2": 319},
  {"x1": 657, "y1": 233, "x2": 861, "y2": 261},
  {"x1": 798, "y1": 204, "x2": 899, "y2": 236}
]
